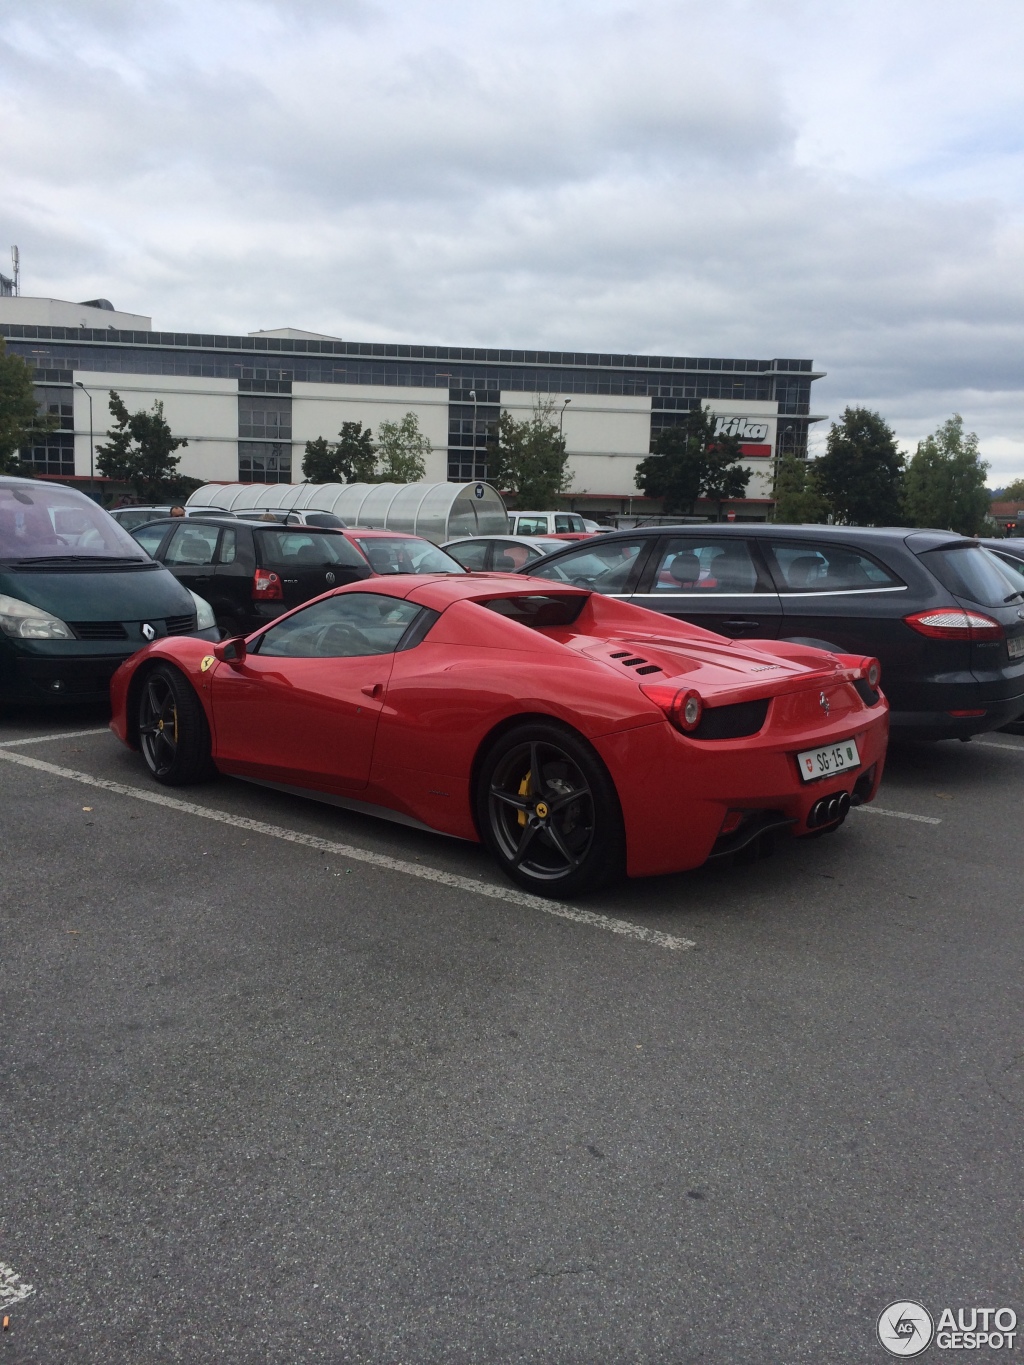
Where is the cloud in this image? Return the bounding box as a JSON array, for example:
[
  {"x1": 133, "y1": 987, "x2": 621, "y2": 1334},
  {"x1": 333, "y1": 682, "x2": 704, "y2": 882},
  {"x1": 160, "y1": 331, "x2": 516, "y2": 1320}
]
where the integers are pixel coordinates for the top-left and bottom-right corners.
[{"x1": 2, "y1": 0, "x2": 1023, "y2": 475}]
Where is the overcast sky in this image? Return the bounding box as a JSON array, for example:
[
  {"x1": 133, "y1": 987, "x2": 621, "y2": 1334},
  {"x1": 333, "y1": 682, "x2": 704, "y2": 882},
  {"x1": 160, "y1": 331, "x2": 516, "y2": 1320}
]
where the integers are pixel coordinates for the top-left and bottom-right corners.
[{"x1": 3, "y1": 0, "x2": 1023, "y2": 480}]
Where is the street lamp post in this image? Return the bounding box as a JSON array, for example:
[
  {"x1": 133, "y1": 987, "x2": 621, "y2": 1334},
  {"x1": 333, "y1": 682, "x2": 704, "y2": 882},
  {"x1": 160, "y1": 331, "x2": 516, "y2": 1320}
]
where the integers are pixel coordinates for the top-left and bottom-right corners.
[
  {"x1": 75, "y1": 381, "x2": 94, "y2": 483},
  {"x1": 469, "y1": 390, "x2": 478, "y2": 475},
  {"x1": 559, "y1": 397, "x2": 570, "y2": 435}
]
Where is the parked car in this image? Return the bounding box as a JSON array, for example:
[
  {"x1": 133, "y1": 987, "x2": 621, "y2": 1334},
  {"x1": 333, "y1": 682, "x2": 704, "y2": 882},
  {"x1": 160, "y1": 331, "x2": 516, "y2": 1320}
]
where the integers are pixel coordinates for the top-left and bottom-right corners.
[
  {"x1": 340, "y1": 529, "x2": 466, "y2": 576},
  {"x1": 507, "y1": 511, "x2": 591, "y2": 537},
  {"x1": 0, "y1": 476, "x2": 218, "y2": 705},
  {"x1": 129, "y1": 516, "x2": 372, "y2": 637},
  {"x1": 109, "y1": 575, "x2": 889, "y2": 896},
  {"x1": 442, "y1": 535, "x2": 575, "y2": 571},
  {"x1": 234, "y1": 508, "x2": 347, "y2": 528},
  {"x1": 109, "y1": 505, "x2": 232, "y2": 531},
  {"x1": 519, "y1": 525, "x2": 1024, "y2": 740}
]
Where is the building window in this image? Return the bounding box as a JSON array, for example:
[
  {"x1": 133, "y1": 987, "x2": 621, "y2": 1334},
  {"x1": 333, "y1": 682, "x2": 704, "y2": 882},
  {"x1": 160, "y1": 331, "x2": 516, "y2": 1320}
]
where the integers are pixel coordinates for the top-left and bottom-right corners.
[
  {"x1": 21, "y1": 432, "x2": 75, "y2": 476},
  {"x1": 238, "y1": 394, "x2": 292, "y2": 440},
  {"x1": 238, "y1": 440, "x2": 292, "y2": 483},
  {"x1": 447, "y1": 403, "x2": 496, "y2": 482}
]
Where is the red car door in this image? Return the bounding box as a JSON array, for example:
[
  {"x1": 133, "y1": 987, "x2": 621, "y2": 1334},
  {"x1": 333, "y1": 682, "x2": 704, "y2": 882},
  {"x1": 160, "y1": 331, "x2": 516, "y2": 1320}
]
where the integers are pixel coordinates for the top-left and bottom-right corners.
[{"x1": 210, "y1": 592, "x2": 423, "y2": 792}]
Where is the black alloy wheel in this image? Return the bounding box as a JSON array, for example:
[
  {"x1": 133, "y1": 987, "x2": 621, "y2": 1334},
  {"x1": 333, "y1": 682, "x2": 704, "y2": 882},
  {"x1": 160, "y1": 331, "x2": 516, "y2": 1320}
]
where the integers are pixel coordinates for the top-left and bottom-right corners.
[
  {"x1": 477, "y1": 722, "x2": 625, "y2": 897},
  {"x1": 137, "y1": 663, "x2": 216, "y2": 786}
]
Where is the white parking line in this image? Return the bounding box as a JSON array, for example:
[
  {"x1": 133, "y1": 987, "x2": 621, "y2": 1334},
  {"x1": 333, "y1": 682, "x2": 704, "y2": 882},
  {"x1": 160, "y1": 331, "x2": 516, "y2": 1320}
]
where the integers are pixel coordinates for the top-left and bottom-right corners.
[
  {"x1": 972, "y1": 739, "x2": 1024, "y2": 753},
  {"x1": 0, "y1": 727, "x2": 109, "y2": 747},
  {"x1": 0, "y1": 1261, "x2": 35, "y2": 1311},
  {"x1": 0, "y1": 749, "x2": 696, "y2": 953},
  {"x1": 854, "y1": 805, "x2": 942, "y2": 825}
]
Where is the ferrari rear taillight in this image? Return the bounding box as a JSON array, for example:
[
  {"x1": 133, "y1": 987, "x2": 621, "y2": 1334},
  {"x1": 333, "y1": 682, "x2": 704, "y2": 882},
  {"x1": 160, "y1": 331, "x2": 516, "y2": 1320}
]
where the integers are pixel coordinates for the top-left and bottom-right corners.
[
  {"x1": 904, "y1": 609, "x2": 1004, "y2": 641},
  {"x1": 252, "y1": 568, "x2": 283, "y2": 600},
  {"x1": 640, "y1": 682, "x2": 703, "y2": 733}
]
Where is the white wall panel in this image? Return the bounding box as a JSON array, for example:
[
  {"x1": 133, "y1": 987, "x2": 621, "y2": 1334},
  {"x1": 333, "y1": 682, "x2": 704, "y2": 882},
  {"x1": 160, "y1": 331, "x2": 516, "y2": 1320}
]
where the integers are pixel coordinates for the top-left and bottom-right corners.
[{"x1": 500, "y1": 392, "x2": 651, "y2": 458}]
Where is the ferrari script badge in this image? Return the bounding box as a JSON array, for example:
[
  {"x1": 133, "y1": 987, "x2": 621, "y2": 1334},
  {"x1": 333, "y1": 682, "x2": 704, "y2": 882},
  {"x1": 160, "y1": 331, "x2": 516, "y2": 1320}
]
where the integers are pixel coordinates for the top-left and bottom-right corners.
[
  {"x1": 141, "y1": 622, "x2": 156, "y2": 641},
  {"x1": 201, "y1": 655, "x2": 215, "y2": 672},
  {"x1": 819, "y1": 691, "x2": 830, "y2": 715}
]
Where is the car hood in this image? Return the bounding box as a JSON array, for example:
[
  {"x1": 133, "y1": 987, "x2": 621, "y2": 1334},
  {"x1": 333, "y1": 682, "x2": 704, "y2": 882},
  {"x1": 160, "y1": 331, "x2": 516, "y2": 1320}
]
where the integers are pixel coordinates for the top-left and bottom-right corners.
[
  {"x1": 568, "y1": 630, "x2": 851, "y2": 706},
  {"x1": 0, "y1": 563, "x2": 195, "y2": 621}
]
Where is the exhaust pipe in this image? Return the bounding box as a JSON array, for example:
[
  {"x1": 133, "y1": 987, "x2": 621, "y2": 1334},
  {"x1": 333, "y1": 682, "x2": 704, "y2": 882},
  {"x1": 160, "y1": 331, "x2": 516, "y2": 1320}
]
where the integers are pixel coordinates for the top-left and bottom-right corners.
[{"x1": 807, "y1": 791, "x2": 851, "y2": 829}]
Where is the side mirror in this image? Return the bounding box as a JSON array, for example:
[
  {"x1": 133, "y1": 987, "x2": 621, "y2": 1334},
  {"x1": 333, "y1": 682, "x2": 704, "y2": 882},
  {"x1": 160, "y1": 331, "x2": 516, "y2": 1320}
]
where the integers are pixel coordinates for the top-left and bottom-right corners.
[{"x1": 214, "y1": 636, "x2": 247, "y2": 665}]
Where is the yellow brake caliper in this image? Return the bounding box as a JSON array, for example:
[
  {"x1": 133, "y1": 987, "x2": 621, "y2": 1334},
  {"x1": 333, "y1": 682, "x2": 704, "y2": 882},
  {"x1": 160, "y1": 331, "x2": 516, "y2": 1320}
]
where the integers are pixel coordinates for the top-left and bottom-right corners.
[{"x1": 517, "y1": 770, "x2": 531, "y2": 827}]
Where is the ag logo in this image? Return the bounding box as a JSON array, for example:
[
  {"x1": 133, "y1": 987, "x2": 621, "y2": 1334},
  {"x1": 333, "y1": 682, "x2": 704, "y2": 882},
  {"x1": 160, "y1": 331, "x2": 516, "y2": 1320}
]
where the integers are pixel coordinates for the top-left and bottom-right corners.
[
  {"x1": 877, "y1": 1301, "x2": 934, "y2": 1357},
  {"x1": 141, "y1": 622, "x2": 156, "y2": 641}
]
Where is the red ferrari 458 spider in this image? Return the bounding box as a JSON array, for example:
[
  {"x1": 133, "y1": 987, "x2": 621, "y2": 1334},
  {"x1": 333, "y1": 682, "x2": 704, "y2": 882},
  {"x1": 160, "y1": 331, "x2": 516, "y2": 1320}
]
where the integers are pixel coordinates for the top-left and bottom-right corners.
[{"x1": 109, "y1": 574, "x2": 889, "y2": 897}]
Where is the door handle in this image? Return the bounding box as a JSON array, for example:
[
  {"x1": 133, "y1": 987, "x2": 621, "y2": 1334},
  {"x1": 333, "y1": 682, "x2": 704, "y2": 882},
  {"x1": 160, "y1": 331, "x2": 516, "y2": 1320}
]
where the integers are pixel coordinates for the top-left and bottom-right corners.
[
  {"x1": 721, "y1": 619, "x2": 762, "y2": 630},
  {"x1": 361, "y1": 683, "x2": 384, "y2": 699}
]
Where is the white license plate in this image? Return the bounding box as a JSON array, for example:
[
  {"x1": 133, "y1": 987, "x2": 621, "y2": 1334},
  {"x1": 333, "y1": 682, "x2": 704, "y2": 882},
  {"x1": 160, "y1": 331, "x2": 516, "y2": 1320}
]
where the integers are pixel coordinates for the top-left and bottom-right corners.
[
  {"x1": 797, "y1": 738, "x2": 861, "y2": 782},
  {"x1": 1008, "y1": 636, "x2": 1024, "y2": 660}
]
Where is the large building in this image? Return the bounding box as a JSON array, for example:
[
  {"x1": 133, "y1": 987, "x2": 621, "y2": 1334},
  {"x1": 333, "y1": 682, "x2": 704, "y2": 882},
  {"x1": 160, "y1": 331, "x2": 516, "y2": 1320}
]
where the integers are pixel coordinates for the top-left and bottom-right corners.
[{"x1": 0, "y1": 296, "x2": 824, "y2": 518}]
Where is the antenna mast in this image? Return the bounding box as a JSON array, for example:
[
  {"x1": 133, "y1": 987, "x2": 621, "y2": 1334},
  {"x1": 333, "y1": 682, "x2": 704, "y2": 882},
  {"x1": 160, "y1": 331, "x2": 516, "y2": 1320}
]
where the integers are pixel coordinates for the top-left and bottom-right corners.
[{"x1": 11, "y1": 246, "x2": 19, "y2": 296}]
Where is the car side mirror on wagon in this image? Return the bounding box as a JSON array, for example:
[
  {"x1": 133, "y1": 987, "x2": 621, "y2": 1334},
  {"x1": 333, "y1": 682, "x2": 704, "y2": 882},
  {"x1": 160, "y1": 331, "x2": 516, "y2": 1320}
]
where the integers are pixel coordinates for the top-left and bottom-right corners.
[{"x1": 214, "y1": 636, "x2": 247, "y2": 665}]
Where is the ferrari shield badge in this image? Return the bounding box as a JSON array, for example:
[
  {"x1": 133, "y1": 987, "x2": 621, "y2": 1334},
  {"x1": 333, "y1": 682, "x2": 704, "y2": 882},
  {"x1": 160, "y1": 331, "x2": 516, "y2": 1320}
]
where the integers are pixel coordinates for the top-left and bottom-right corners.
[{"x1": 200, "y1": 655, "x2": 215, "y2": 672}]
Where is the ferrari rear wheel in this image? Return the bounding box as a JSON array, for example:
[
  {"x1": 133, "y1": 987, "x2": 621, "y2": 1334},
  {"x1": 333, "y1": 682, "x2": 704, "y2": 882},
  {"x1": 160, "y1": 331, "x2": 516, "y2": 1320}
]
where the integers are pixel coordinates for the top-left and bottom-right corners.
[
  {"x1": 137, "y1": 663, "x2": 215, "y2": 786},
  {"x1": 477, "y1": 722, "x2": 625, "y2": 897}
]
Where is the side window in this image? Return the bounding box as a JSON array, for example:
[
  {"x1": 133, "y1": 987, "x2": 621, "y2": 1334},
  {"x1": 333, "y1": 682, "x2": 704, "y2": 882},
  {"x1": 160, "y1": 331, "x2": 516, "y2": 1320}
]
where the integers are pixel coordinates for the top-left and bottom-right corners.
[
  {"x1": 132, "y1": 523, "x2": 168, "y2": 558},
  {"x1": 256, "y1": 594, "x2": 424, "y2": 658},
  {"x1": 647, "y1": 537, "x2": 761, "y2": 594},
  {"x1": 165, "y1": 523, "x2": 219, "y2": 566},
  {"x1": 554, "y1": 515, "x2": 573, "y2": 533},
  {"x1": 447, "y1": 540, "x2": 490, "y2": 570},
  {"x1": 528, "y1": 538, "x2": 648, "y2": 593},
  {"x1": 217, "y1": 528, "x2": 237, "y2": 564},
  {"x1": 493, "y1": 542, "x2": 533, "y2": 571},
  {"x1": 769, "y1": 542, "x2": 902, "y2": 593},
  {"x1": 516, "y1": 516, "x2": 548, "y2": 536}
]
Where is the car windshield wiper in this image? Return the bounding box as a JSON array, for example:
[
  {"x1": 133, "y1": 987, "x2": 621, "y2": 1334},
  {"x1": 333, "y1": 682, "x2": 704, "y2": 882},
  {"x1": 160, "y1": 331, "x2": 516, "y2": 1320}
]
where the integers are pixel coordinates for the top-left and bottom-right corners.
[{"x1": 16, "y1": 554, "x2": 145, "y2": 564}]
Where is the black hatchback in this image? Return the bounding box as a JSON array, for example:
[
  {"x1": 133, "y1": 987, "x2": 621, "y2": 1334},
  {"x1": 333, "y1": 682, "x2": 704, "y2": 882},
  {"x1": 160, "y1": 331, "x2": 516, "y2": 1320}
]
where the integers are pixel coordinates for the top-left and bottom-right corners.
[
  {"x1": 131, "y1": 516, "x2": 372, "y2": 636},
  {"x1": 520, "y1": 524, "x2": 1024, "y2": 740}
]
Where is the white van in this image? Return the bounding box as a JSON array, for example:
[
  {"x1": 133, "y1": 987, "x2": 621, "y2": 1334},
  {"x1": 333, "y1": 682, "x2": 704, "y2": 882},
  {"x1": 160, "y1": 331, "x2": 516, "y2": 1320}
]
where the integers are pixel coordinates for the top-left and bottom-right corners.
[{"x1": 507, "y1": 511, "x2": 589, "y2": 536}]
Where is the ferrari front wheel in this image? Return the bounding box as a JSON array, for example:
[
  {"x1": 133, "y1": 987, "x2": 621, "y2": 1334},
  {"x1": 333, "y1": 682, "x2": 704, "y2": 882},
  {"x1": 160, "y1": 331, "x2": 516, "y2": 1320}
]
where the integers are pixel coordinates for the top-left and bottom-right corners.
[
  {"x1": 476, "y1": 722, "x2": 625, "y2": 897},
  {"x1": 137, "y1": 663, "x2": 215, "y2": 786}
]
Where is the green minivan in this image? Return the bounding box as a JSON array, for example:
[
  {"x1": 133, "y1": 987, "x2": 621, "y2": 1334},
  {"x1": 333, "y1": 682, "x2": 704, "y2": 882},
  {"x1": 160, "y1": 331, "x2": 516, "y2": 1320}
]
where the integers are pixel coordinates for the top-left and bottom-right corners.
[{"x1": 0, "y1": 476, "x2": 219, "y2": 706}]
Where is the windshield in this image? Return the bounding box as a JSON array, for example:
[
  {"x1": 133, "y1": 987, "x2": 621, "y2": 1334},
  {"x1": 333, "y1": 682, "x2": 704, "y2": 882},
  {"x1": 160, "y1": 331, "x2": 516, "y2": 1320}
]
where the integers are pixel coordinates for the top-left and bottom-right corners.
[
  {"x1": 0, "y1": 484, "x2": 147, "y2": 562},
  {"x1": 258, "y1": 529, "x2": 368, "y2": 569},
  {"x1": 922, "y1": 545, "x2": 1024, "y2": 607},
  {"x1": 352, "y1": 536, "x2": 466, "y2": 575}
]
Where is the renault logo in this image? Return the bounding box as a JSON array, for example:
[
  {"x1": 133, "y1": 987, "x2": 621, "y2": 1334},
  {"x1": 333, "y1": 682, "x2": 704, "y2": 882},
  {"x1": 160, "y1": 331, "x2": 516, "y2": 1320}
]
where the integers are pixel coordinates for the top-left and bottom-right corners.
[
  {"x1": 141, "y1": 623, "x2": 156, "y2": 641},
  {"x1": 819, "y1": 691, "x2": 830, "y2": 715}
]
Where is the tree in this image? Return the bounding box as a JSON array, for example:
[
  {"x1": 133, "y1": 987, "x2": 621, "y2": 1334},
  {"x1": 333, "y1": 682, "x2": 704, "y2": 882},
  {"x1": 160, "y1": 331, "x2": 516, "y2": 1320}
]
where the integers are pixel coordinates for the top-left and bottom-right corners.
[
  {"x1": 998, "y1": 476, "x2": 1024, "y2": 502},
  {"x1": 903, "y1": 414, "x2": 990, "y2": 534},
  {"x1": 301, "y1": 420, "x2": 387, "y2": 484},
  {"x1": 0, "y1": 339, "x2": 58, "y2": 475},
  {"x1": 772, "y1": 454, "x2": 829, "y2": 524},
  {"x1": 301, "y1": 435, "x2": 339, "y2": 484},
  {"x1": 634, "y1": 406, "x2": 748, "y2": 517},
  {"x1": 95, "y1": 390, "x2": 199, "y2": 502},
  {"x1": 374, "y1": 412, "x2": 431, "y2": 483},
  {"x1": 815, "y1": 407, "x2": 905, "y2": 526},
  {"x1": 488, "y1": 398, "x2": 572, "y2": 507}
]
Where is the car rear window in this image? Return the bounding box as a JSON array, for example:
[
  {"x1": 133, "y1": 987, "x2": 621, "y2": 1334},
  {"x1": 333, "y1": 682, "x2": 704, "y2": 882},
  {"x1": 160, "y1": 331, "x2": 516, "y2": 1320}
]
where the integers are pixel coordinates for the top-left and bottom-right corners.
[
  {"x1": 352, "y1": 537, "x2": 465, "y2": 575},
  {"x1": 483, "y1": 594, "x2": 588, "y2": 628},
  {"x1": 257, "y1": 530, "x2": 367, "y2": 568},
  {"x1": 922, "y1": 545, "x2": 1024, "y2": 607}
]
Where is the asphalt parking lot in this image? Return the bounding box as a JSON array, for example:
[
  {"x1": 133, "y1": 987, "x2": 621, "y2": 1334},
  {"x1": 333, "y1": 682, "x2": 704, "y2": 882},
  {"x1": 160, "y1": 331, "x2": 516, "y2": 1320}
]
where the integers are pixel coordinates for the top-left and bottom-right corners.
[{"x1": 1, "y1": 705, "x2": 1022, "y2": 1364}]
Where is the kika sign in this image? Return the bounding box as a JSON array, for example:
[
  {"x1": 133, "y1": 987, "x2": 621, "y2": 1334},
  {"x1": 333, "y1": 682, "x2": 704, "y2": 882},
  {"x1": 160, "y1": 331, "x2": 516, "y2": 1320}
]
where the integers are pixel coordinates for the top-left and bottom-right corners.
[{"x1": 714, "y1": 416, "x2": 771, "y2": 442}]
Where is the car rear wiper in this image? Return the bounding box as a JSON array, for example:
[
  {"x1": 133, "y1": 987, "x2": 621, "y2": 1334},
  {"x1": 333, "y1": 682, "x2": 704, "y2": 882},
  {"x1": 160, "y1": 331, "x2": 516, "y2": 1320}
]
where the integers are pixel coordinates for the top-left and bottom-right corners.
[
  {"x1": 1003, "y1": 589, "x2": 1024, "y2": 602},
  {"x1": 17, "y1": 554, "x2": 145, "y2": 564}
]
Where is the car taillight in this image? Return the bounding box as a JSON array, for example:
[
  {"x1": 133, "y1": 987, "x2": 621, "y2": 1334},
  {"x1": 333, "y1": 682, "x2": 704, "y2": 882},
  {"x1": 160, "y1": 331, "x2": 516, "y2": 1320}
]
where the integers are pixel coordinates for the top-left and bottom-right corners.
[
  {"x1": 252, "y1": 568, "x2": 283, "y2": 600},
  {"x1": 903, "y1": 609, "x2": 1004, "y2": 641},
  {"x1": 862, "y1": 657, "x2": 881, "y2": 688},
  {"x1": 640, "y1": 683, "x2": 703, "y2": 733}
]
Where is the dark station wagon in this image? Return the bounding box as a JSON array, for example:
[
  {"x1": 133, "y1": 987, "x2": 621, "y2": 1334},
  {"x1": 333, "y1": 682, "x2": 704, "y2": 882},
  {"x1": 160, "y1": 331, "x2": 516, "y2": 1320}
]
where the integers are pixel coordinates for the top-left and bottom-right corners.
[
  {"x1": 520, "y1": 524, "x2": 1024, "y2": 740},
  {"x1": 131, "y1": 516, "x2": 373, "y2": 637}
]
